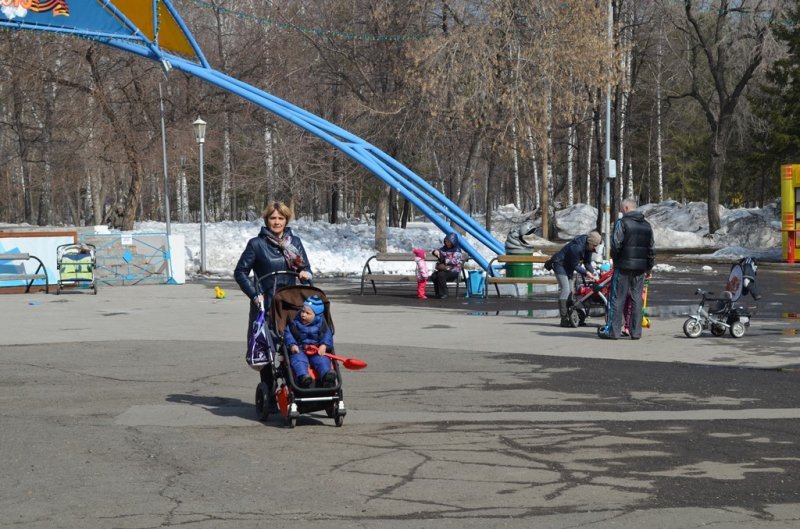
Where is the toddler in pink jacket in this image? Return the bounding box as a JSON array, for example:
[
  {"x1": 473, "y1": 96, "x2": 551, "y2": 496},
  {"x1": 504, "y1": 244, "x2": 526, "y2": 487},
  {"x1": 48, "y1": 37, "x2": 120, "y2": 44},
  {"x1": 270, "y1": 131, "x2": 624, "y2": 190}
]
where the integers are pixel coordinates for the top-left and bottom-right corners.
[{"x1": 412, "y1": 248, "x2": 429, "y2": 299}]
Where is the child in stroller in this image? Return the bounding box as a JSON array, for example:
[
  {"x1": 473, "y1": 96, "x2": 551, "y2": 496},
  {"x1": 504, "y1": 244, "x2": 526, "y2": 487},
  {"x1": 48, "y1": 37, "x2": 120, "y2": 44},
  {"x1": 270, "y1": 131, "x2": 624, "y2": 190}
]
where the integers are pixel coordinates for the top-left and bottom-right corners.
[
  {"x1": 284, "y1": 295, "x2": 337, "y2": 389},
  {"x1": 682, "y1": 257, "x2": 759, "y2": 339},
  {"x1": 565, "y1": 264, "x2": 614, "y2": 327},
  {"x1": 254, "y1": 282, "x2": 346, "y2": 428}
]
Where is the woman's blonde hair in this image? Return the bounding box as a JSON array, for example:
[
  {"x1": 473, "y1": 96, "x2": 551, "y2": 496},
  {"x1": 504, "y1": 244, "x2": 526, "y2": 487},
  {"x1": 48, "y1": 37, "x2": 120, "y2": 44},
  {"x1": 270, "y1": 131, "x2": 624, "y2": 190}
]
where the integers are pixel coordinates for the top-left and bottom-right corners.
[{"x1": 262, "y1": 201, "x2": 293, "y2": 223}]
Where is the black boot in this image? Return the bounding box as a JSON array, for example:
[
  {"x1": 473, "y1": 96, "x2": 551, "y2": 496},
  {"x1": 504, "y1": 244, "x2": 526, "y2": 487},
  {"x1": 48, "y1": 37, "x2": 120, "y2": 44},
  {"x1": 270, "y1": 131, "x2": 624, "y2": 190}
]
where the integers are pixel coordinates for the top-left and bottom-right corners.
[{"x1": 558, "y1": 299, "x2": 571, "y2": 327}]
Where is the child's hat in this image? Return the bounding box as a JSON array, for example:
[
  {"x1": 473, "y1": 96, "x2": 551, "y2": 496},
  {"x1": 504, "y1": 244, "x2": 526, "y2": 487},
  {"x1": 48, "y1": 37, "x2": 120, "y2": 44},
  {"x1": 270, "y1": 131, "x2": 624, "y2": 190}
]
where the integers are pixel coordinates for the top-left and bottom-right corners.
[
  {"x1": 412, "y1": 248, "x2": 426, "y2": 258},
  {"x1": 303, "y1": 295, "x2": 325, "y2": 316}
]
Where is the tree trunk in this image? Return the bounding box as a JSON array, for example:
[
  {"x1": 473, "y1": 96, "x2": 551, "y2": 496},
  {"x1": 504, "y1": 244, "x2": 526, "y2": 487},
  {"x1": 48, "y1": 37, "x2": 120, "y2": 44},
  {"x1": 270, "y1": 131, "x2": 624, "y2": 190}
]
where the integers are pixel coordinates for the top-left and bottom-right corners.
[
  {"x1": 511, "y1": 120, "x2": 521, "y2": 209},
  {"x1": 525, "y1": 126, "x2": 540, "y2": 210},
  {"x1": 375, "y1": 184, "x2": 389, "y2": 253},
  {"x1": 264, "y1": 125, "x2": 275, "y2": 202},
  {"x1": 485, "y1": 153, "x2": 495, "y2": 233},
  {"x1": 655, "y1": 27, "x2": 664, "y2": 203},
  {"x1": 707, "y1": 125, "x2": 728, "y2": 233},
  {"x1": 329, "y1": 155, "x2": 341, "y2": 224},
  {"x1": 585, "y1": 106, "x2": 595, "y2": 205},
  {"x1": 455, "y1": 128, "x2": 484, "y2": 210},
  {"x1": 37, "y1": 65, "x2": 57, "y2": 226},
  {"x1": 567, "y1": 121, "x2": 575, "y2": 207},
  {"x1": 221, "y1": 118, "x2": 232, "y2": 220},
  {"x1": 541, "y1": 84, "x2": 553, "y2": 241},
  {"x1": 400, "y1": 198, "x2": 410, "y2": 229}
]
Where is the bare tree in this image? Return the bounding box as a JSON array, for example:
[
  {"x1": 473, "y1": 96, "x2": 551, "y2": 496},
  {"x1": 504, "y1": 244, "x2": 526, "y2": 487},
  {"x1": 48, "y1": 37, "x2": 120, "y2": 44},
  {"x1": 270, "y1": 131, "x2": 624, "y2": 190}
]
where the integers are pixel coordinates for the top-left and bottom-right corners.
[{"x1": 665, "y1": 0, "x2": 782, "y2": 233}]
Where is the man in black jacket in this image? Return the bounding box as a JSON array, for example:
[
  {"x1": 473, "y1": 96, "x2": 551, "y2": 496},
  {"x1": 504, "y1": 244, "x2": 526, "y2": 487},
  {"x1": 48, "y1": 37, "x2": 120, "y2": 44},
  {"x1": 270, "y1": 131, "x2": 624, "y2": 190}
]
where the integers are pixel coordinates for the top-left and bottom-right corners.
[{"x1": 599, "y1": 199, "x2": 655, "y2": 340}]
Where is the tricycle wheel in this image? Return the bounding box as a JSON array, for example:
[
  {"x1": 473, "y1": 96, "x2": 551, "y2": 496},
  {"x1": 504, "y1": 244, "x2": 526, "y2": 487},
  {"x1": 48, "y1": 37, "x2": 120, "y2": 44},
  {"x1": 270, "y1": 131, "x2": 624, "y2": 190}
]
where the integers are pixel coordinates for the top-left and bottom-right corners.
[
  {"x1": 683, "y1": 318, "x2": 702, "y2": 338},
  {"x1": 730, "y1": 321, "x2": 746, "y2": 338},
  {"x1": 710, "y1": 323, "x2": 726, "y2": 337}
]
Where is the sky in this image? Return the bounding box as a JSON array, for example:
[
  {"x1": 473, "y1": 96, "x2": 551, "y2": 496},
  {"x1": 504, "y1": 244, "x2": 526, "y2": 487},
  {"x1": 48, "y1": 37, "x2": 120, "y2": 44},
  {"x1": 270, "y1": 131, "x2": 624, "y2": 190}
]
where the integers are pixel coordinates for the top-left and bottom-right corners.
[{"x1": 133, "y1": 199, "x2": 784, "y2": 279}]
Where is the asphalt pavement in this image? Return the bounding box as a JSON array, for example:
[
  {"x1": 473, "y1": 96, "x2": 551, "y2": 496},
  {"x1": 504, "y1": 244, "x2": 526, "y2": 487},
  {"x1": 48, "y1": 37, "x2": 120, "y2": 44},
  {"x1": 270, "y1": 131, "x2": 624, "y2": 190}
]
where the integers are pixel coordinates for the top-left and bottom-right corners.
[{"x1": 1, "y1": 264, "x2": 799, "y2": 528}]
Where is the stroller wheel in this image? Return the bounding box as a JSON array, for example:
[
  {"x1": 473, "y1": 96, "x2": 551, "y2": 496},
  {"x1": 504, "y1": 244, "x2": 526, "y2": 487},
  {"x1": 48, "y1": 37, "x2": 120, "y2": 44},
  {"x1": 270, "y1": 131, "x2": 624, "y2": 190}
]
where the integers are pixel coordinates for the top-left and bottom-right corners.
[
  {"x1": 730, "y1": 321, "x2": 746, "y2": 338},
  {"x1": 710, "y1": 323, "x2": 726, "y2": 337},
  {"x1": 286, "y1": 414, "x2": 296, "y2": 428},
  {"x1": 334, "y1": 414, "x2": 344, "y2": 427},
  {"x1": 683, "y1": 318, "x2": 703, "y2": 338},
  {"x1": 568, "y1": 310, "x2": 581, "y2": 328},
  {"x1": 255, "y1": 382, "x2": 271, "y2": 421}
]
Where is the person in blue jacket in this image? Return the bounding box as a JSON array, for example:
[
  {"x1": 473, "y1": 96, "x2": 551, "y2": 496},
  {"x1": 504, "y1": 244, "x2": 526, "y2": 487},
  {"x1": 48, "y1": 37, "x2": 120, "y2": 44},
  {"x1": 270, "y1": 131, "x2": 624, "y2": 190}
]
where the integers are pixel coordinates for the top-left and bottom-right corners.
[
  {"x1": 284, "y1": 295, "x2": 336, "y2": 388},
  {"x1": 235, "y1": 201, "x2": 313, "y2": 404},
  {"x1": 551, "y1": 231, "x2": 601, "y2": 327}
]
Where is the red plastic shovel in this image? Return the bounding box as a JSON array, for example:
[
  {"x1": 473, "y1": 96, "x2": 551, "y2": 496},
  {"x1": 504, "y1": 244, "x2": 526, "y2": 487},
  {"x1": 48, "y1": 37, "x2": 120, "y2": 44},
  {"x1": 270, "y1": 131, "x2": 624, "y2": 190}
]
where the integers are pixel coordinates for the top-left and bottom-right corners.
[{"x1": 324, "y1": 352, "x2": 367, "y2": 370}]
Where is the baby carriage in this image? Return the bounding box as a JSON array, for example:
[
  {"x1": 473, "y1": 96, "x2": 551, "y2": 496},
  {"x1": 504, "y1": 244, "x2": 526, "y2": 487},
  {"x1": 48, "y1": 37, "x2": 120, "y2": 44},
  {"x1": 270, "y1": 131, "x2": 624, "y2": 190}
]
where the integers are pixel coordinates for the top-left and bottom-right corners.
[
  {"x1": 682, "y1": 257, "x2": 759, "y2": 339},
  {"x1": 250, "y1": 274, "x2": 346, "y2": 428},
  {"x1": 55, "y1": 243, "x2": 97, "y2": 295},
  {"x1": 565, "y1": 268, "x2": 614, "y2": 327}
]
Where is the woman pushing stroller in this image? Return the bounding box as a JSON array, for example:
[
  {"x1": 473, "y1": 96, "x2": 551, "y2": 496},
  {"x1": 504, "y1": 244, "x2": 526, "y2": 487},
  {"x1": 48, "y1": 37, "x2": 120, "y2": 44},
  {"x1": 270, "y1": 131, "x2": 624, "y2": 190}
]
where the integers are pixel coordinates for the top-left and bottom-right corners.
[
  {"x1": 234, "y1": 201, "x2": 313, "y2": 408},
  {"x1": 551, "y1": 231, "x2": 602, "y2": 327}
]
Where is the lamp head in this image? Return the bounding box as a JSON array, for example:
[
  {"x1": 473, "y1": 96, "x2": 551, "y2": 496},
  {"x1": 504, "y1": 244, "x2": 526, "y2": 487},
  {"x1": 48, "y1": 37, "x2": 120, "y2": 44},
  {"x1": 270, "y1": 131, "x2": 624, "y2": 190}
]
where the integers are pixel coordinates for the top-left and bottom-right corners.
[{"x1": 193, "y1": 117, "x2": 206, "y2": 143}]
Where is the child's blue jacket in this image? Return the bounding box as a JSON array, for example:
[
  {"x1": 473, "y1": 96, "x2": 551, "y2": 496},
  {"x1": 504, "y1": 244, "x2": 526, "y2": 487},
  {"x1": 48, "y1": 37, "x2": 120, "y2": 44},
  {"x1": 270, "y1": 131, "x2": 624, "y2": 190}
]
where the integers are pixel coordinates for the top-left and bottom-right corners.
[{"x1": 284, "y1": 313, "x2": 333, "y2": 350}]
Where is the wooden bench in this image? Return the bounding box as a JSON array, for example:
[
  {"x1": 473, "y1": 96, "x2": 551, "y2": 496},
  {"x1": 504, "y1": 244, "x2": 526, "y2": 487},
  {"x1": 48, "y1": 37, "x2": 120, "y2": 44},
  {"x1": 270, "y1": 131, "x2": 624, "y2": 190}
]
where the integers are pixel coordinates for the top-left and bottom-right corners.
[
  {"x1": 0, "y1": 253, "x2": 50, "y2": 293},
  {"x1": 486, "y1": 254, "x2": 556, "y2": 297},
  {"x1": 360, "y1": 252, "x2": 467, "y2": 296}
]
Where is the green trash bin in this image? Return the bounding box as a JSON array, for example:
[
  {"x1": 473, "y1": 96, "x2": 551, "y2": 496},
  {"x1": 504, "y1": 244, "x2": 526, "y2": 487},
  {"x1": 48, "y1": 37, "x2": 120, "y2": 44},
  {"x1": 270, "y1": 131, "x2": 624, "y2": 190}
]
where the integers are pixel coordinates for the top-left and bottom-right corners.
[
  {"x1": 505, "y1": 249, "x2": 533, "y2": 277},
  {"x1": 505, "y1": 248, "x2": 533, "y2": 294}
]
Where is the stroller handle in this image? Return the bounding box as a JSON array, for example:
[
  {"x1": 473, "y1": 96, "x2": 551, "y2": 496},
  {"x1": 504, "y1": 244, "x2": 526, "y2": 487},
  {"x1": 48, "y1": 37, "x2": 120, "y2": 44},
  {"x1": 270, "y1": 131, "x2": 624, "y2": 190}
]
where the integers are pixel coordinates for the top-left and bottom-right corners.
[{"x1": 253, "y1": 270, "x2": 313, "y2": 297}]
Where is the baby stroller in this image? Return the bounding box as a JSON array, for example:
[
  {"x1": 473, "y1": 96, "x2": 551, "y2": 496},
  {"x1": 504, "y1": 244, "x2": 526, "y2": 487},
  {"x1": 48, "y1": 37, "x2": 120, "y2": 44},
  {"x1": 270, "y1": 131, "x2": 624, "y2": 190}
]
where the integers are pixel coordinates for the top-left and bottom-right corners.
[
  {"x1": 55, "y1": 243, "x2": 97, "y2": 295},
  {"x1": 566, "y1": 268, "x2": 614, "y2": 327},
  {"x1": 251, "y1": 274, "x2": 346, "y2": 428},
  {"x1": 682, "y1": 257, "x2": 759, "y2": 339}
]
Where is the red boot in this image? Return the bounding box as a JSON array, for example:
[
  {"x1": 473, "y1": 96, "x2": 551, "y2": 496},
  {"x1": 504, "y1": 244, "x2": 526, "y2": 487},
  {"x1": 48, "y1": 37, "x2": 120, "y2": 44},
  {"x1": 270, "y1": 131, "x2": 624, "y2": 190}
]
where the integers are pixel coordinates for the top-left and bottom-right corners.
[{"x1": 416, "y1": 280, "x2": 428, "y2": 299}]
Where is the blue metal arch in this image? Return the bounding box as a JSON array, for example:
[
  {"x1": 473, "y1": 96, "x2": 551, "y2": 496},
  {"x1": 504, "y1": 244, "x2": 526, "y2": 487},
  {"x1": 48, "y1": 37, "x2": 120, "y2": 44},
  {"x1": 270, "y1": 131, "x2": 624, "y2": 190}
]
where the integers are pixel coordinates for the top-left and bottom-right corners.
[{"x1": 1, "y1": 1, "x2": 505, "y2": 270}]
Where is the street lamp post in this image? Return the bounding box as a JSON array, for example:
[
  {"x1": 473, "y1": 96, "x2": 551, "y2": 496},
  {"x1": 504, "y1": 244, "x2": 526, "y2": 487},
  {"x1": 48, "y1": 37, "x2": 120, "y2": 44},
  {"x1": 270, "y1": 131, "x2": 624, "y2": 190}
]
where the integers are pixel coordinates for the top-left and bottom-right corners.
[
  {"x1": 159, "y1": 82, "x2": 171, "y2": 236},
  {"x1": 193, "y1": 117, "x2": 207, "y2": 274},
  {"x1": 604, "y1": 0, "x2": 616, "y2": 260}
]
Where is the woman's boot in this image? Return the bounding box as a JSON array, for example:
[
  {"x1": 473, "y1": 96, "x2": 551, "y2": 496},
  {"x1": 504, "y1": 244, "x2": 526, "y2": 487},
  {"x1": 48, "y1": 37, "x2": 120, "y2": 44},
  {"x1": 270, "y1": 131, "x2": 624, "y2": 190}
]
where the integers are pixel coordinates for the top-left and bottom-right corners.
[{"x1": 559, "y1": 299, "x2": 571, "y2": 327}]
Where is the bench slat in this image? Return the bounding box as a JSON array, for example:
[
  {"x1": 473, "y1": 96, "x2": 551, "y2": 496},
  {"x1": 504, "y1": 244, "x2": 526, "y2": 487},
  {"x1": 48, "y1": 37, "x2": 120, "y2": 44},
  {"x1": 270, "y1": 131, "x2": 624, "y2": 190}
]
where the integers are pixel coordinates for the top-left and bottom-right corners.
[
  {"x1": 0, "y1": 253, "x2": 31, "y2": 260},
  {"x1": 374, "y1": 252, "x2": 440, "y2": 262},
  {"x1": 495, "y1": 255, "x2": 550, "y2": 263},
  {"x1": 363, "y1": 274, "x2": 417, "y2": 282},
  {"x1": 486, "y1": 277, "x2": 557, "y2": 284}
]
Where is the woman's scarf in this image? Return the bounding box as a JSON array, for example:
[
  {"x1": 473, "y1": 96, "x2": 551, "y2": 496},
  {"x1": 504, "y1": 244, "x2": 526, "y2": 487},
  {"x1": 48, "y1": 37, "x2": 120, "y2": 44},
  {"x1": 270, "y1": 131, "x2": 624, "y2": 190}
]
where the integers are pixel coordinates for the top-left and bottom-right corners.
[{"x1": 265, "y1": 230, "x2": 305, "y2": 271}]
